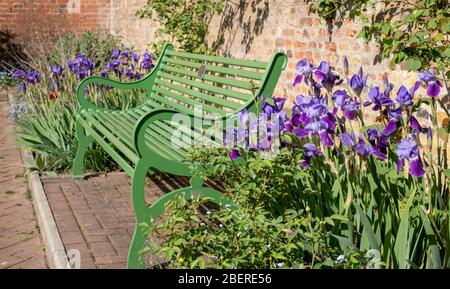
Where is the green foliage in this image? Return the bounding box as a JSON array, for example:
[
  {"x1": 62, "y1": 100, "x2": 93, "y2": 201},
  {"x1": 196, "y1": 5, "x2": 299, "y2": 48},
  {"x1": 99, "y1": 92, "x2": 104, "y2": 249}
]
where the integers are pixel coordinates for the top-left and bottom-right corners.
[
  {"x1": 137, "y1": 0, "x2": 225, "y2": 54},
  {"x1": 311, "y1": 0, "x2": 449, "y2": 76},
  {"x1": 0, "y1": 71, "x2": 14, "y2": 88},
  {"x1": 146, "y1": 144, "x2": 449, "y2": 268},
  {"x1": 11, "y1": 31, "x2": 147, "y2": 173},
  {"x1": 48, "y1": 30, "x2": 126, "y2": 67}
]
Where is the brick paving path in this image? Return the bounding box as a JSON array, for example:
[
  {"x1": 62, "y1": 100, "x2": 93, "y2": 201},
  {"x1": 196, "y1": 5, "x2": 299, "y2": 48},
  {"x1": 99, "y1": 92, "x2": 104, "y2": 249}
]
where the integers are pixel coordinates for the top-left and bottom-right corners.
[
  {"x1": 42, "y1": 172, "x2": 188, "y2": 269},
  {"x1": 0, "y1": 101, "x2": 48, "y2": 269}
]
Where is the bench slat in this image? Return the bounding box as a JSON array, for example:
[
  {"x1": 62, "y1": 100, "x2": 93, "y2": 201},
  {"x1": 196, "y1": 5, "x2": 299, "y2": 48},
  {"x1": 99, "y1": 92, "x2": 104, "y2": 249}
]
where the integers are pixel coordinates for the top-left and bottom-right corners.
[
  {"x1": 162, "y1": 57, "x2": 264, "y2": 80},
  {"x1": 150, "y1": 93, "x2": 194, "y2": 115},
  {"x1": 82, "y1": 111, "x2": 139, "y2": 164},
  {"x1": 158, "y1": 72, "x2": 252, "y2": 102},
  {"x1": 166, "y1": 50, "x2": 268, "y2": 69},
  {"x1": 78, "y1": 117, "x2": 134, "y2": 176},
  {"x1": 160, "y1": 64, "x2": 252, "y2": 90},
  {"x1": 155, "y1": 77, "x2": 240, "y2": 110},
  {"x1": 112, "y1": 111, "x2": 189, "y2": 157},
  {"x1": 152, "y1": 85, "x2": 226, "y2": 115}
]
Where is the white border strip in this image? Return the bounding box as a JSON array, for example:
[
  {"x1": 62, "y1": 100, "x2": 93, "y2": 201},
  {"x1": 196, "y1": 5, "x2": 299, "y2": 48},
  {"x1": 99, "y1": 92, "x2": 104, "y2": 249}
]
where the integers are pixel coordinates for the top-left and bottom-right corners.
[{"x1": 21, "y1": 150, "x2": 70, "y2": 269}]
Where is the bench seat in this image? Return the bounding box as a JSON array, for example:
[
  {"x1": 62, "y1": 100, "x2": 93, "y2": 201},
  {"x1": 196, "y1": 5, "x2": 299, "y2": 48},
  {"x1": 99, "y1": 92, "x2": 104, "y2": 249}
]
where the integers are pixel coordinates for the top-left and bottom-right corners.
[{"x1": 72, "y1": 44, "x2": 287, "y2": 268}]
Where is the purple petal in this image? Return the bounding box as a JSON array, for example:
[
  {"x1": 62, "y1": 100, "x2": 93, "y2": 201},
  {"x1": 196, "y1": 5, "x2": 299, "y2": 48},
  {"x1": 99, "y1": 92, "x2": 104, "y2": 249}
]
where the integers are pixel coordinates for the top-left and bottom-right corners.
[
  {"x1": 293, "y1": 128, "x2": 309, "y2": 138},
  {"x1": 314, "y1": 70, "x2": 326, "y2": 81},
  {"x1": 409, "y1": 157, "x2": 425, "y2": 177},
  {"x1": 299, "y1": 161, "x2": 311, "y2": 168},
  {"x1": 319, "y1": 131, "x2": 334, "y2": 147},
  {"x1": 332, "y1": 90, "x2": 349, "y2": 106},
  {"x1": 427, "y1": 127, "x2": 433, "y2": 140},
  {"x1": 397, "y1": 159, "x2": 404, "y2": 173},
  {"x1": 339, "y1": 132, "x2": 355, "y2": 147},
  {"x1": 383, "y1": 119, "x2": 397, "y2": 136},
  {"x1": 293, "y1": 74, "x2": 303, "y2": 87},
  {"x1": 410, "y1": 116, "x2": 423, "y2": 132},
  {"x1": 426, "y1": 81, "x2": 441, "y2": 98},
  {"x1": 230, "y1": 149, "x2": 241, "y2": 160}
]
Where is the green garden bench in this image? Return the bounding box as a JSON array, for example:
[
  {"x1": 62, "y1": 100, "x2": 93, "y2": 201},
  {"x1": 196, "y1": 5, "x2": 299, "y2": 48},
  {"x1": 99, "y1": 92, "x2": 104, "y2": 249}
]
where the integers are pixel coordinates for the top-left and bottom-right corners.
[{"x1": 72, "y1": 44, "x2": 287, "y2": 268}]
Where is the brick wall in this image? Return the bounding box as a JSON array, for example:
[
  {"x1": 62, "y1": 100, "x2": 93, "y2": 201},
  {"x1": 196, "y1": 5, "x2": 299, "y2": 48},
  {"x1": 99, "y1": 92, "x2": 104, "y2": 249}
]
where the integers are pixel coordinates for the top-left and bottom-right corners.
[
  {"x1": 0, "y1": 0, "x2": 108, "y2": 56},
  {"x1": 103, "y1": 0, "x2": 422, "y2": 110},
  {"x1": 1, "y1": 0, "x2": 446, "y2": 124}
]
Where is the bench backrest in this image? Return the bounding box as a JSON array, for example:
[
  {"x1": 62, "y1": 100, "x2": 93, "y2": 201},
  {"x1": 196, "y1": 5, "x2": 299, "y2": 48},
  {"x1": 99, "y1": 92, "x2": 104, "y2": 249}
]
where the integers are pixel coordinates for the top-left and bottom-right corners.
[{"x1": 143, "y1": 44, "x2": 287, "y2": 117}]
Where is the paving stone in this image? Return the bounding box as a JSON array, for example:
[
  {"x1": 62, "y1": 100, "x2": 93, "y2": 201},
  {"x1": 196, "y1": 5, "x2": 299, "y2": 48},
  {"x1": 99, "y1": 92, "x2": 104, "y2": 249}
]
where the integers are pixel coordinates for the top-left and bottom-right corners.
[
  {"x1": 42, "y1": 171, "x2": 174, "y2": 268},
  {"x1": 0, "y1": 101, "x2": 47, "y2": 269}
]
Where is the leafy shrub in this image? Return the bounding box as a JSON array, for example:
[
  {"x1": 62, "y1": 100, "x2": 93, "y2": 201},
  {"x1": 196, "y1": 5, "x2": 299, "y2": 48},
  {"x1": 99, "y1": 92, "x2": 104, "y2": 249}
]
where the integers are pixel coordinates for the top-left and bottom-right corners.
[
  {"x1": 310, "y1": 0, "x2": 450, "y2": 76},
  {"x1": 145, "y1": 58, "x2": 449, "y2": 269},
  {"x1": 137, "y1": 0, "x2": 225, "y2": 54},
  {"x1": 10, "y1": 31, "x2": 155, "y2": 173}
]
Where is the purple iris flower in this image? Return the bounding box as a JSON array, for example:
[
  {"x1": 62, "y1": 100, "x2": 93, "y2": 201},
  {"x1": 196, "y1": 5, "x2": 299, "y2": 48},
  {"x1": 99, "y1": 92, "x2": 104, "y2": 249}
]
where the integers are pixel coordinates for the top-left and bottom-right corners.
[
  {"x1": 67, "y1": 54, "x2": 95, "y2": 80},
  {"x1": 396, "y1": 139, "x2": 424, "y2": 177},
  {"x1": 111, "y1": 49, "x2": 121, "y2": 59},
  {"x1": 293, "y1": 59, "x2": 312, "y2": 86},
  {"x1": 364, "y1": 87, "x2": 394, "y2": 111},
  {"x1": 419, "y1": 68, "x2": 442, "y2": 97},
  {"x1": 383, "y1": 119, "x2": 397, "y2": 136},
  {"x1": 100, "y1": 71, "x2": 109, "y2": 78},
  {"x1": 339, "y1": 132, "x2": 355, "y2": 147},
  {"x1": 349, "y1": 67, "x2": 367, "y2": 95},
  {"x1": 313, "y1": 61, "x2": 343, "y2": 90},
  {"x1": 409, "y1": 116, "x2": 423, "y2": 133},
  {"x1": 11, "y1": 69, "x2": 27, "y2": 80},
  {"x1": 339, "y1": 132, "x2": 371, "y2": 157},
  {"x1": 133, "y1": 53, "x2": 140, "y2": 63},
  {"x1": 142, "y1": 51, "x2": 154, "y2": 70},
  {"x1": 332, "y1": 90, "x2": 349, "y2": 107},
  {"x1": 355, "y1": 138, "x2": 372, "y2": 157},
  {"x1": 230, "y1": 149, "x2": 241, "y2": 160},
  {"x1": 51, "y1": 65, "x2": 63, "y2": 75},
  {"x1": 314, "y1": 61, "x2": 329, "y2": 81},
  {"x1": 17, "y1": 83, "x2": 26, "y2": 92},
  {"x1": 26, "y1": 71, "x2": 40, "y2": 84},
  {"x1": 426, "y1": 81, "x2": 442, "y2": 98},
  {"x1": 299, "y1": 143, "x2": 323, "y2": 167},
  {"x1": 343, "y1": 56, "x2": 349, "y2": 75},
  {"x1": 387, "y1": 107, "x2": 402, "y2": 121},
  {"x1": 319, "y1": 131, "x2": 334, "y2": 147},
  {"x1": 342, "y1": 101, "x2": 360, "y2": 120},
  {"x1": 395, "y1": 82, "x2": 419, "y2": 107},
  {"x1": 365, "y1": 128, "x2": 389, "y2": 160},
  {"x1": 397, "y1": 139, "x2": 418, "y2": 159}
]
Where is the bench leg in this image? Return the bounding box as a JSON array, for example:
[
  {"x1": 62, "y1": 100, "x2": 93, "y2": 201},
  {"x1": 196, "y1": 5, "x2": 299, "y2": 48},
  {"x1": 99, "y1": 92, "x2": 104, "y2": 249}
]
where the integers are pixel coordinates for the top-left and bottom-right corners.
[
  {"x1": 128, "y1": 159, "x2": 151, "y2": 269},
  {"x1": 127, "y1": 161, "x2": 238, "y2": 269},
  {"x1": 72, "y1": 118, "x2": 93, "y2": 179}
]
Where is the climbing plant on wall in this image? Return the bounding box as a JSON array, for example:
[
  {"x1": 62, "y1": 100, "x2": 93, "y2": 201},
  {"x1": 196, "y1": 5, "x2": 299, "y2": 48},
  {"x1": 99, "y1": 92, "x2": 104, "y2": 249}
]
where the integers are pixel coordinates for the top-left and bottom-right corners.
[
  {"x1": 310, "y1": 0, "x2": 449, "y2": 78},
  {"x1": 137, "y1": 0, "x2": 225, "y2": 54}
]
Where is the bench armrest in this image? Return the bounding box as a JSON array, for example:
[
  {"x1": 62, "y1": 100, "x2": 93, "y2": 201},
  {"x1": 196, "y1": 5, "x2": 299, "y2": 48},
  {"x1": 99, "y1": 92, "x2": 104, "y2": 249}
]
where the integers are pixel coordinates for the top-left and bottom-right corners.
[
  {"x1": 133, "y1": 109, "x2": 189, "y2": 157},
  {"x1": 76, "y1": 76, "x2": 152, "y2": 110}
]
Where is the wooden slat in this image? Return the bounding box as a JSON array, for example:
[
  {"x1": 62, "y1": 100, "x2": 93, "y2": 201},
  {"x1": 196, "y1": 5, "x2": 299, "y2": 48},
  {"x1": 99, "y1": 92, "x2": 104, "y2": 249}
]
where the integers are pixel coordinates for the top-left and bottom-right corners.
[
  {"x1": 162, "y1": 57, "x2": 264, "y2": 80},
  {"x1": 96, "y1": 113, "x2": 135, "y2": 150},
  {"x1": 82, "y1": 110, "x2": 139, "y2": 164},
  {"x1": 110, "y1": 112, "x2": 186, "y2": 161},
  {"x1": 158, "y1": 72, "x2": 252, "y2": 102},
  {"x1": 161, "y1": 63, "x2": 253, "y2": 90},
  {"x1": 153, "y1": 85, "x2": 225, "y2": 115},
  {"x1": 78, "y1": 117, "x2": 134, "y2": 176},
  {"x1": 155, "y1": 77, "x2": 240, "y2": 110},
  {"x1": 166, "y1": 50, "x2": 267, "y2": 69},
  {"x1": 150, "y1": 93, "x2": 193, "y2": 115}
]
